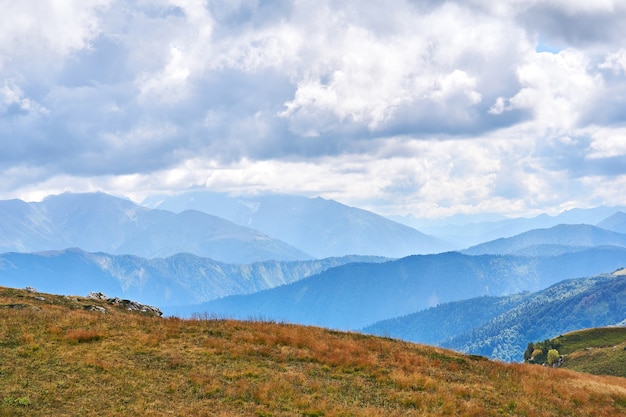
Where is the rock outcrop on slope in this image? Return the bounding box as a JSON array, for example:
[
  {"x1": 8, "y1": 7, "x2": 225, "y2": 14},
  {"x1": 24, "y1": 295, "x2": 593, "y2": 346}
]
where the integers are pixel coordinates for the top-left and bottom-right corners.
[{"x1": 87, "y1": 291, "x2": 163, "y2": 316}]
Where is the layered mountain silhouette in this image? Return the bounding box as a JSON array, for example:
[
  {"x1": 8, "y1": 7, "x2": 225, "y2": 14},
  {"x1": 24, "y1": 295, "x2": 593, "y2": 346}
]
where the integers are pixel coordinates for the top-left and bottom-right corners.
[
  {"x1": 1, "y1": 191, "x2": 451, "y2": 261},
  {"x1": 0, "y1": 248, "x2": 384, "y2": 307},
  {"x1": 0, "y1": 192, "x2": 310, "y2": 263},
  {"x1": 597, "y1": 211, "x2": 626, "y2": 234},
  {"x1": 362, "y1": 293, "x2": 530, "y2": 346},
  {"x1": 3, "y1": 190, "x2": 626, "y2": 364},
  {"x1": 173, "y1": 246, "x2": 626, "y2": 329},
  {"x1": 144, "y1": 191, "x2": 451, "y2": 258},
  {"x1": 444, "y1": 273, "x2": 626, "y2": 361},
  {"x1": 400, "y1": 206, "x2": 626, "y2": 248},
  {"x1": 462, "y1": 224, "x2": 626, "y2": 255},
  {"x1": 364, "y1": 271, "x2": 626, "y2": 361}
]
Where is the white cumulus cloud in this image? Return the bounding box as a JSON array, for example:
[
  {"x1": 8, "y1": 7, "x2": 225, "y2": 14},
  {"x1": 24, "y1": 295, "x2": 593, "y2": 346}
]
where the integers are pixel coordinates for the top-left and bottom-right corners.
[{"x1": 2, "y1": 0, "x2": 626, "y2": 219}]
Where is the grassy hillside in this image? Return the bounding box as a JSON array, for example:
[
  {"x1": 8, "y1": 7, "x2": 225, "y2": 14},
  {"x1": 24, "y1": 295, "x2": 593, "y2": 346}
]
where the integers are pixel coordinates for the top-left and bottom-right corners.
[
  {"x1": 2, "y1": 286, "x2": 626, "y2": 416},
  {"x1": 552, "y1": 327, "x2": 626, "y2": 377}
]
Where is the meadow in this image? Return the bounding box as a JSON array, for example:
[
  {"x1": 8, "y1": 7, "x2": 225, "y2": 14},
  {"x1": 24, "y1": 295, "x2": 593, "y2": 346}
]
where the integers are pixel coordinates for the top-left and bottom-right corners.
[
  {"x1": 553, "y1": 327, "x2": 626, "y2": 378},
  {"x1": 1, "y1": 286, "x2": 626, "y2": 416}
]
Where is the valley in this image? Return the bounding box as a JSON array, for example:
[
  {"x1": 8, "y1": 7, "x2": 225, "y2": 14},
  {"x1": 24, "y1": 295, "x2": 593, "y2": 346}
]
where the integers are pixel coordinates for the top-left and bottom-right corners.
[
  {"x1": 5, "y1": 3, "x2": 626, "y2": 415},
  {"x1": 1, "y1": 191, "x2": 625, "y2": 366}
]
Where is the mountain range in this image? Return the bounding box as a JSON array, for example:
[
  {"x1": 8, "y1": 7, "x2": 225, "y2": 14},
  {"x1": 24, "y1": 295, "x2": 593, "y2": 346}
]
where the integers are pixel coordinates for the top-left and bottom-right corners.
[
  {"x1": 443, "y1": 272, "x2": 626, "y2": 361},
  {"x1": 5, "y1": 191, "x2": 626, "y2": 262},
  {"x1": 171, "y1": 246, "x2": 626, "y2": 330},
  {"x1": 0, "y1": 192, "x2": 313, "y2": 263},
  {"x1": 462, "y1": 224, "x2": 626, "y2": 255},
  {"x1": 0, "y1": 192, "x2": 451, "y2": 261},
  {"x1": 364, "y1": 271, "x2": 626, "y2": 361},
  {"x1": 144, "y1": 190, "x2": 626, "y2": 255},
  {"x1": 597, "y1": 211, "x2": 626, "y2": 234},
  {"x1": 2, "y1": 190, "x2": 626, "y2": 363},
  {"x1": 144, "y1": 191, "x2": 451, "y2": 257},
  {"x1": 397, "y1": 206, "x2": 626, "y2": 248},
  {"x1": 0, "y1": 248, "x2": 385, "y2": 307}
]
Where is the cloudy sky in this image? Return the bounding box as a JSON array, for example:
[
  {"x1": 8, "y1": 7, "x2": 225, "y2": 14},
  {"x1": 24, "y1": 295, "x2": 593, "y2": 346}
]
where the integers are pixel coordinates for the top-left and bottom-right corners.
[{"x1": 2, "y1": 0, "x2": 626, "y2": 219}]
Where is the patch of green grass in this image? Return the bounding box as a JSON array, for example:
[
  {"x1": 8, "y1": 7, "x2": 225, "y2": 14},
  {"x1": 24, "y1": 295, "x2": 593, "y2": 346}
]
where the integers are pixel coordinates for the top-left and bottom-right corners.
[
  {"x1": 563, "y1": 344, "x2": 626, "y2": 377},
  {"x1": 3, "y1": 397, "x2": 31, "y2": 407},
  {"x1": 545, "y1": 327, "x2": 626, "y2": 377},
  {"x1": 555, "y1": 327, "x2": 626, "y2": 354}
]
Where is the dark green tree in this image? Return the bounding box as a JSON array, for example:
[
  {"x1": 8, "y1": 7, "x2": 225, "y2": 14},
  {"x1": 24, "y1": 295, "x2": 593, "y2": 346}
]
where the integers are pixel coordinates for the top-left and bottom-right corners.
[{"x1": 523, "y1": 342, "x2": 534, "y2": 361}]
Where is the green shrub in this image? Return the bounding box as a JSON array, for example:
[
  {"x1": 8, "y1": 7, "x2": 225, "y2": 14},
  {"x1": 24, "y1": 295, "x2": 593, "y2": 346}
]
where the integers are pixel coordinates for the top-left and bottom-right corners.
[
  {"x1": 3, "y1": 397, "x2": 31, "y2": 407},
  {"x1": 547, "y1": 349, "x2": 560, "y2": 366}
]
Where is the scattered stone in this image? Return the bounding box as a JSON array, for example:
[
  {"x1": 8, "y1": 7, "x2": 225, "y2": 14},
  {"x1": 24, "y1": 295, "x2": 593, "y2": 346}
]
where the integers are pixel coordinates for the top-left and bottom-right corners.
[
  {"x1": 34, "y1": 296, "x2": 45, "y2": 301},
  {"x1": 83, "y1": 305, "x2": 107, "y2": 314},
  {"x1": 24, "y1": 286, "x2": 37, "y2": 293},
  {"x1": 106, "y1": 297, "x2": 162, "y2": 317},
  {"x1": 0, "y1": 303, "x2": 39, "y2": 311},
  {"x1": 86, "y1": 292, "x2": 162, "y2": 317},
  {"x1": 87, "y1": 292, "x2": 108, "y2": 300}
]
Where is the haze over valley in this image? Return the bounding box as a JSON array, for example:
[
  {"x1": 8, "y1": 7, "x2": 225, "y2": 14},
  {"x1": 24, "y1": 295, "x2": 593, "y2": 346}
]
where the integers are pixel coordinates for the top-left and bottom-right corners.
[
  {"x1": 1, "y1": 191, "x2": 625, "y2": 363},
  {"x1": 2, "y1": 3, "x2": 626, "y2": 414}
]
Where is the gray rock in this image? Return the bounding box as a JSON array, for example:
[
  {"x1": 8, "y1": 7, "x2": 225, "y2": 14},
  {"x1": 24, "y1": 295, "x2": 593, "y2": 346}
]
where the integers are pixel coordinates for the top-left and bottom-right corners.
[
  {"x1": 87, "y1": 292, "x2": 108, "y2": 300},
  {"x1": 84, "y1": 305, "x2": 107, "y2": 313},
  {"x1": 86, "y1": 292, "x2": 162, "y2": 317}
]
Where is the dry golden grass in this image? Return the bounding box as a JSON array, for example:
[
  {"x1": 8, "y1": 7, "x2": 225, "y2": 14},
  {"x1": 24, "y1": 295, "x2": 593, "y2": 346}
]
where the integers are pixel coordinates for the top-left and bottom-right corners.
[{"x1": 1, "y1": 286, "x2": 626, "y2": 416}]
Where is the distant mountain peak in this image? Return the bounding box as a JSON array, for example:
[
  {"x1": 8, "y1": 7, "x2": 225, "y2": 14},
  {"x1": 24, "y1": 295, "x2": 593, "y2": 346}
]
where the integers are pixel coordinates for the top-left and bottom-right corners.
[
  {"x1": 462, "y1": 223, "x2": 626, "y2": 256},
  {"x1": 0, "y1": 192, "x2": 311, "y2": 263},
  {"x1": 142, "y1": 190, "x2": 452, "y2": 258},
  {"x1": 597, "y1": 211, "x2": 626, "y2": 234}
]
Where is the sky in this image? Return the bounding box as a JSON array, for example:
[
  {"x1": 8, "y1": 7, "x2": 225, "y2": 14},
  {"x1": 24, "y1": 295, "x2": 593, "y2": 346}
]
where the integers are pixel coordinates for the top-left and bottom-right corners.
[{"x1": 1, "y1": 0, "x2": 626, "y2": 219}]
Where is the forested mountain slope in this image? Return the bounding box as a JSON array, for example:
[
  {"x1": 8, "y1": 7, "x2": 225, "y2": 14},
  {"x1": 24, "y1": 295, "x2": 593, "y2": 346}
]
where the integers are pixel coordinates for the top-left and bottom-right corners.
[
  {"x1": 0, "y1": 249, "x2": 384, "y2": 307},
  {"x1": 178, "y1": 248, "x2": 626, "y2": 329}
]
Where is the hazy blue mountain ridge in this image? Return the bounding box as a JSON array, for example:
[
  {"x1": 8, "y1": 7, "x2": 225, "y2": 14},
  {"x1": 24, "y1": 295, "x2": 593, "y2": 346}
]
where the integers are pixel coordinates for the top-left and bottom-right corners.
[
  {"x1": 397, "y1": 206, "x2": 626, "y2": 248},
  {"x1": 0, "y1": 193, "x2": 311, "y2": 263},
  {"x1": 597, "y1": 211, "x2": 626, "y2": 234},
  {"x1": 363, "y1": 272, "x2": 626, "y2": 362},
  {"x1": 144, "y1": 191, "x2": 451, "y2": 258},
  {"x1": 462, "y1": 224, "x2": 626, "y2": 255},
  {"x1": 362, "y1": 293, "x2": 531, "y2": 346},
  {"x1": 0, "y1": 199, "x2": 59, "y2": 252},
  {"x1": 173, "y1": 247, "x2": 626, "y2": 329},
  {"x1": 0, "y1": 249, "x2": 386, "y2": 307}
]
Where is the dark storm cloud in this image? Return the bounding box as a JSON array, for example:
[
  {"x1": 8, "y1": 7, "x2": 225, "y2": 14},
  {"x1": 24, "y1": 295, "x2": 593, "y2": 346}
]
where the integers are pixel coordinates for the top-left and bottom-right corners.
[
  {"x1": 536, "y1": 136, "x2": 626, "y2": 178},
  {"x1": 517, "y1": 2, "x2": 626, "y2": 48}
]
